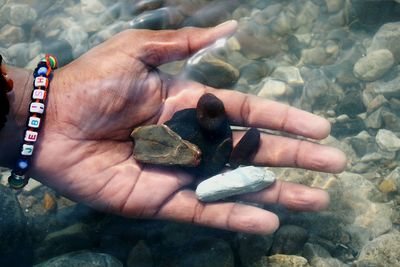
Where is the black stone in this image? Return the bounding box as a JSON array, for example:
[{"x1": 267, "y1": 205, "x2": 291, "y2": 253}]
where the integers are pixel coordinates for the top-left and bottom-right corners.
[
  {"x1": 271, "y1": 225, "x2": 309, "y2": 255},
  {"x1": 335, "y1": 90, "x2": 366, "y2": 117},
  {"x1": 165, "y1": 108, "x2": 232, "y2": 177},
  {"x1": 331, "y1": 118, "x2": 365, "y2": 138},
  {"x1": 229, "y1": 127, "x2": 260, "y2": 168}
]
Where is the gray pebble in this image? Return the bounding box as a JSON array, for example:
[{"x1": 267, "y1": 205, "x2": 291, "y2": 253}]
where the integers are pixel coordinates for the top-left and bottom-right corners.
[{"x1": 353, "y1": 49, "x2": 394, "y2": 81}]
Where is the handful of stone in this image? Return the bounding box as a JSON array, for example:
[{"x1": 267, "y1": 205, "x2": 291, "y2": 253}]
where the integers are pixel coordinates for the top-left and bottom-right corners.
[{"x1": 130, "y1": 93, "x2": 276, "y2": 202}]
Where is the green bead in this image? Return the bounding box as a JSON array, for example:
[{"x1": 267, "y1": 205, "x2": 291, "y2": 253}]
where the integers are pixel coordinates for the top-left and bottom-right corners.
[
  {"x1": 48, "y1": 55, "x2": 58, "y2": 69},
  {"x1": 8, "y1": 173, "x2": 28, "y2": 189}
]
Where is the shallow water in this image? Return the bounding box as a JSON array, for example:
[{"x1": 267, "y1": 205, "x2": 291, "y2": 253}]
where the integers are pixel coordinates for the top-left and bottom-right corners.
[{"x1": 1, "y1": 0, "x2": 400, "y2": 266}]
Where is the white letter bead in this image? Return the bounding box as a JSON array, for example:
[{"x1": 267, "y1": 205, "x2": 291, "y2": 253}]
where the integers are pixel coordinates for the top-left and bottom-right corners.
[
  {"x1": 28, "y1": 117, "x2": 41, "y2": 128},
  {"x1": 34, "y1": 77, "x2": 48, "y2": 88},
  {"x1": 22, "y1": 144, "x2": 34, "y2": 156},
  {"x1": 32, "y1": 89, "x2": 46, "y2": 100},
  {"x1": 24, "y1": 130, "x2": 38, "y2": 142},
  {"x1": 30, "y1": 103, "x2": 45, "y2": 114}
]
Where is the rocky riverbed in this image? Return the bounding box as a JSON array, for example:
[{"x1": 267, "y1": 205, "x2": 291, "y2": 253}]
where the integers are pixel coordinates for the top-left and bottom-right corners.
[{"x1": 1, "y1": 0, "x2": 400, "y2": 266}]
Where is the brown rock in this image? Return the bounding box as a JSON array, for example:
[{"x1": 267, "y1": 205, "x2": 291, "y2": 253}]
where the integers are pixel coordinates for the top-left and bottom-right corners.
[
  {"x1": 131, "y1": 125, "x2": 201, "y2": 166},
  {"x1": 43, "y1": 192, "x2": 57, "y2": 213}
]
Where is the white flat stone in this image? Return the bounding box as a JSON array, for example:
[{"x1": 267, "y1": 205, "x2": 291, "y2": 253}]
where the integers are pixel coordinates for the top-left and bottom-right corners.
[{"x1": 196, "y1": 166, "x2": 276, "y2": 202}]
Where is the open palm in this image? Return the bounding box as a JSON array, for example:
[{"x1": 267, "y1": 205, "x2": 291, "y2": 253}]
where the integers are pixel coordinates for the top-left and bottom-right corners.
[{"x1": 32, "y1": 22, "x2": 346, "y2": 234}]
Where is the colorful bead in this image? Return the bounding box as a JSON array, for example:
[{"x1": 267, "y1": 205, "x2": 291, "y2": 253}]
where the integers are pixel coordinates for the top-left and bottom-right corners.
[
  {"x1": 38, "y1": 67, "x2": 48, "y2": 76},
  {"x1": 21, "y1": 144, "x2": 34, "y2": 156},
  {"x1": 28, "y1": 116, "x2": 41, "y2": 128},
  {"x1": 8, "y1": 172, "x2": 28, "y2": 189},
  {"x1": 32, "y1": 89, "x2": 46, "y2": 100},
  {"x1": 34, "y1": 76, "x2": 48, "y2": 88},
  {"x1": 30, "y1": 102, "x2": 45, "y2": 114},
  {"x1": 48, "y1": 55, "x2": 58, "y2": 69},
  {"x1": 24, "y1": 130, "x2": 38, "y2": 142},
  {"x1": 17, "y1": 158, "x2": 29, "y2": 170}
]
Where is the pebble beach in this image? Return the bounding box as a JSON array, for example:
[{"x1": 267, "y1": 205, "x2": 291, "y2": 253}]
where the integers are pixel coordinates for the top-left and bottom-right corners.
[{"x1": 1, "y1": 0, "x2": 400, "y2": 266}]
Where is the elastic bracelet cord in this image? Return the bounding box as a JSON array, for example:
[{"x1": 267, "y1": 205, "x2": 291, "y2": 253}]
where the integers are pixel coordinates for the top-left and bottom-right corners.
[{"x1": 8, "y1": 54, "x2": 58, "y2": 189}]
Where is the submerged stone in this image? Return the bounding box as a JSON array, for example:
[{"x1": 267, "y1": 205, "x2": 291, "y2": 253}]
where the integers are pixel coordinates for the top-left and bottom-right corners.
[
  {"x1": 129, "y1": 7, "x2": 184, "y2": 30},
  {"x1": 165, "y1": 110, "x2": 232, "y2": 177},
  {"x1": 185, "y1": 54, "x2": 239, "y2": 89},
  {"x1": 195, "y1": 166, "x2": 276, "y2": 202},
  {"x1": 131, "y1": 124, "x2": 201, "y2": 167},
  {"x1": 229, "y1": 127, "x2": 260, "y2": 168}
]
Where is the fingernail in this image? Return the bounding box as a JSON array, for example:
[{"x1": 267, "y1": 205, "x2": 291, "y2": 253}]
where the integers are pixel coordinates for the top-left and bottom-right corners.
[{"x1": 216, "y1": 20, "x2": 238, "y2": 29}]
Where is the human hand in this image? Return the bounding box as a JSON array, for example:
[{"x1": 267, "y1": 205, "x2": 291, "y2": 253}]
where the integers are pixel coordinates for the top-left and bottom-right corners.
[{"x1": 31, "y1": 21, "x2": 346, "y2": 234}]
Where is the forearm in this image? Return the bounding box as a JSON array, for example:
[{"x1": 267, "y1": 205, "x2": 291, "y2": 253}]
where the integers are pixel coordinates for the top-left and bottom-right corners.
[{"x1": 0, "y1": 66, "x2": 33, "y2": 169}]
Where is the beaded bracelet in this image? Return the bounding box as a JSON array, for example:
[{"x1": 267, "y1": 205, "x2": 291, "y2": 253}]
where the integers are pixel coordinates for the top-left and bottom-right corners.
[{"x1": 8, "y1": 54, "x2": 58, "y2": 189}]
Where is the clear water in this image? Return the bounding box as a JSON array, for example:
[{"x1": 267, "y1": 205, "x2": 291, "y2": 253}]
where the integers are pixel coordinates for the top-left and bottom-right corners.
[{"x1": 1, "y1": 0, "x2": 400, "y2": 266}]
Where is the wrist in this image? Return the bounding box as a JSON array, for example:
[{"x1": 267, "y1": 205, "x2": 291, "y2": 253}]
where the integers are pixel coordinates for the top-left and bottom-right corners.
[{"x1": 0, "y1": 65, "x2": 33, "y2": 169}]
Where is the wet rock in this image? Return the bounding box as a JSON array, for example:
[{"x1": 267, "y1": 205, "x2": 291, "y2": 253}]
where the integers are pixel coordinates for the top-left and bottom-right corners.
[
  {"x1": 349, "y1": 0, "x2": 400, "y2": 30},
  {"x1": 43, "y1": 192, "x2": 57, "y2": 213},
  {"x1": 324, "y1": 0, "x2": 344, "y2": 13},
  {"x1": 348, "y1": 131, "x2": 378, "y2": 158},
  {"x1": 258, "y1": 79, "x2": 288, "y2": 99},
  {"x1": 353, "y1": 49, "x2": 394, "y2": 81},
  {"x1": 235, "y1": 29, "x2": 281, "y2": 60},
  {"x1": 196, "y1": 166, "x2": 275, "y2": 202},
  {"x1": 34, "y1": 251, "x2": 123, "y2": 267},
  {"x1": 185, "y1": 54, "x2": 239, "y2": 88},
  {"x1": 0, "y1": 25, "x2": 24, "y2": 47},
  {"x1": 126, "y1": 241, "x2": 153, "y2": 267},
  {"x1": 131, "y1": 124, "x2": 201, "y2": 167},
  {"x1": 88, "y1": 21, "x2": 128, "y2": 47},
  {"x1": 303, "y1": 243, "x2": 349, "y2": 267},
  {"x1": 235, "y1": 233, "x2": 273, "y2": 267},
  {"x1": 355, "y1": 232, "x2": 400, "y2": 267},
  {"x1": 172, "y1": 237, "x2": 234, "y2": 267},
  {"x1": 34, "y1": 223, "x2": 96, "y2": 263},
  {"x1": 369, "y1": 22, "x2": 400, "y2": 63},
  {"x1": 183, "y1": 0, "x2": 238, "y2": 27},
  {"x1": 382, "y1": 109, "x2": 400, "y2": 132},
  {"x1": 265, "y1": 254, "x2": 310, "y2": 267},
  {"x1": 379, "y1": 167, "x2": 400, "y2": 193},
  {"x1": 131, "y1": 0, "x2": 164, "y2": 15},
  {"x1": 366, "y1": 94, "x2": 388, "y2": 113},
  {"x1": 272, "y1": 66, "x2": 304, "y2": 87},
  {"x1": 331, "y1": 118, "x2": 365, "y2": 138},
  {"x1": 0, "y1": 185, "x2": 32, "y2": 267},
  {"x1": 130, "y1": 7, "x2": 185, "y2": 30},
  {"x1": 81, "y1": 0, "x2": 106, "y2": 15},
  {"x1": 165, "y1": 94, "x2": 233, "y2": 177},
  {"x1": 364, "y1": 68, "x2": 400, "y2": 98},
  {"x1": 240, "y1": 61, "x2": 271, "y2": 85},
  {"x1": 364, "y1": 107, "x2": 384, "y2": 129},
  {"x1": 271, "y1": 225, "x2": 309, "y2": 255},
  {"x1": 335, "y1": 90, "x2": 365, "y2": 117},
  {"x1": 1, "y1": 4, "x2": 37, "y2": 26},
  {"x1": 59, "y1": 26, "x2": 89, "y2": 58},
  {"x1": 229, "y1": 128, "x2": 260, "y2": 168},
  {"x1": 323, "y1": 44, "x2": 364, "y2": 85},
  {"x1": 375, "y1": 129, "x2": 400, "y2": 152}
]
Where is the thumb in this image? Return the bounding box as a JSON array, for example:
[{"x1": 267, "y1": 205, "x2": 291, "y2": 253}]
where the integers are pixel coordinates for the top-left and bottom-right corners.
[{"x1": 138, "y1": 20, "x2": 238, "y2": 67}]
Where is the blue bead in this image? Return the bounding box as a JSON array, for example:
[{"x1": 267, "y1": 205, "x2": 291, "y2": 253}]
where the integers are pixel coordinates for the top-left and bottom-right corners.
[
  {"x1": 38, "y1": 67, "x2": 48, "y2": 75},
  {"x1": 17, "y1": 158, "x2": 29, "y2": 170}
]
